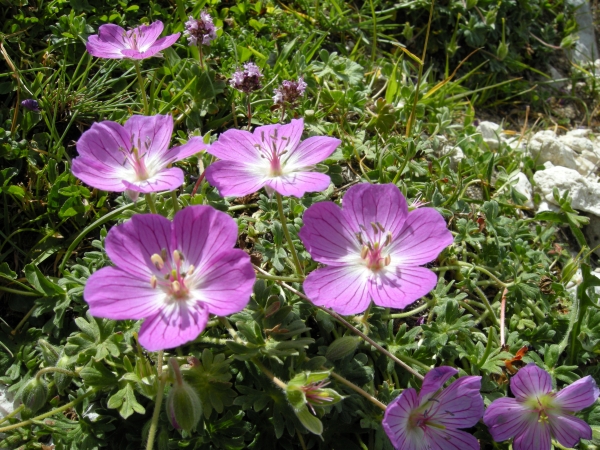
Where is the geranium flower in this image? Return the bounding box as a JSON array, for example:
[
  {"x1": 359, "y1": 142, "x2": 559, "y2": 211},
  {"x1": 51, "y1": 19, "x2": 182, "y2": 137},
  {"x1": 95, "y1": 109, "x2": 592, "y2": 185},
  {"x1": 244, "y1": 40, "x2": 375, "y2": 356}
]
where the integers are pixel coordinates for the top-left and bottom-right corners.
[
  {"x1": 84, "y1": 205, "x2": 256, "y2": 351},
  {"x1": 86, "y1": 21, "x2": 180, "y2": 60},
  {"x1": 298, "y1": 183, "x2": 453, "y2": 315},
  {"x1": 382, "y1": 366, "x2": 484, "y2": 450},
  {"x1": 72, "y1": 114, "x2": 205, "y2": 201},
  {"x1": 484, "y1": 364, "x2": 599, "y2": 450},
  {"x1": 204, "y1": 118, "x2": 340, "y2": 197}
]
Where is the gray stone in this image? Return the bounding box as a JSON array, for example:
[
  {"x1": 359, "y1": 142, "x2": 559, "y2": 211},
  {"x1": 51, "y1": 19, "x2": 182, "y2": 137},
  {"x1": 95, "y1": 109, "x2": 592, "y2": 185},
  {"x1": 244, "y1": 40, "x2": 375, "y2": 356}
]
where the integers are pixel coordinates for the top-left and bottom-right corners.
[
  {"x1": 528, "y1": 130, "x2": 580, "y2": 172},
  {"x1": 510, "y1": 172, "x2": 534, "y2": 208},
  {"x1": 477, "y1": 121, "x2": 503, "y2": 150},
  {"x1": 566, "y1": 0, "x2": 599, "y2": 65}
]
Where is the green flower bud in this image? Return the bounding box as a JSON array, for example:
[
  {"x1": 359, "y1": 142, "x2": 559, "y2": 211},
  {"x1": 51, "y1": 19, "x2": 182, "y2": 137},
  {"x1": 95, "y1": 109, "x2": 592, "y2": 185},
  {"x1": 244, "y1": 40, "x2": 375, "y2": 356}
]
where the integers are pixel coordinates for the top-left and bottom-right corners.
[
  {"x1": 465, "y1": 0, "x2": 477, "y2": 8},
  {"x1": 21, "y1": 378, "x2": 48, "y2": 413},
  {"x1": 166, "y1": 358, "x2": 202, "y2": 432},
  {"x1": 325, "y1": 336, "x2": 359, "y2": 361},
  {"x1": 54, "y1": 354, "x2": 73, "y2": 394},
  {"x1": 166, "y1": 382, "x2": 203, "y2": 432}
]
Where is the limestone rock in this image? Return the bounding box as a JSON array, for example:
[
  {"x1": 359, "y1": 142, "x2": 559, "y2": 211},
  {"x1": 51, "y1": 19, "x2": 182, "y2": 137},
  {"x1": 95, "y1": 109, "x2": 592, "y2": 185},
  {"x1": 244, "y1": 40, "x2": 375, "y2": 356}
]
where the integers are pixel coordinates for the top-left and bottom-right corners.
[
  {"x1": 477, "y1": 121, "x2": 503, "y2": 150},
  {"x1": 528, "y1": 130, "x2": 580, "y2": 172}
]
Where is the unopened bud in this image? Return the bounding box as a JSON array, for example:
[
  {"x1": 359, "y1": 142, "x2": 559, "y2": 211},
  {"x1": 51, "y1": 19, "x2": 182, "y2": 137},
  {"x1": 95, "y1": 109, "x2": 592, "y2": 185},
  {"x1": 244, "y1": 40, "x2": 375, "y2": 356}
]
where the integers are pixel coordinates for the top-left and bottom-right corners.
[
  {"x1": 21, "y1": 378, "x2": 48, "y2": 413},
  {"x1": 166, "y1": 358, "x2": 203, "y2": 432},
  {"x1": 325, "y1": 336, "x2": 359, "y2": 361},
  {"x1": 54, "y1": 354, "x2": 73, "y2": 394}
]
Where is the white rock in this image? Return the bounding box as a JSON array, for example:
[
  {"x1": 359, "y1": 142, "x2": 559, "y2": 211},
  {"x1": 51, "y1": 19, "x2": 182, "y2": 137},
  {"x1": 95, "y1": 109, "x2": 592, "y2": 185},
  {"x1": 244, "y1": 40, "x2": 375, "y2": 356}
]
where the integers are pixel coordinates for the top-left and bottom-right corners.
[
  {"x1": 477, "y1": 121, "x2": 503, "y2": 150},
  {"x1": 0, "y1": 385, "x2": 16, "y2": 450},
  {"x1": 534, "y1": 165, "x2": 600, "y2": 216},
  {"x1": 585, "y1": 215, "x2": 600, "y2": 257},
  {"x1": 504, "y1": 136, "x2": 526, "y2": 152},
  {"x1": 565, "y1": 0, "x2": 599, "y2": 65},
  {"x1": 566, "y1": 128, "x2": 592, "y2": 139},
  {"x1": 509, "y1": 172, "x2": 534, "y2": 208},
  {"x1": 528, "y1": 130, "x2": 580, "y2": 172},
  {"x1": 440, "y1": 144, "x2": 464, "y2": 169}
]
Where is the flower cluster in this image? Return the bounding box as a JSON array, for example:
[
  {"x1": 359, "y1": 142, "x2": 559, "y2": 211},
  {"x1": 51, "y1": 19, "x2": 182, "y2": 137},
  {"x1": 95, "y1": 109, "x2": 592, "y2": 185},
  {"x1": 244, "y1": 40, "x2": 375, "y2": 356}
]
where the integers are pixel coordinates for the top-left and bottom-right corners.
[
  {"x1": 273, "y1": 77, "x2": 307, "y2": 106},
  {"x1": 184, "y1": 12, "x2": 217, "y2": 46},
  {"x1": 383, "y1": 364, "x2": 599, "y2": 450},
  {"x1": 86, "y1": 21, "x2": 180, "y2": 60},
  {"x1": 229, "y1": 62, "x2": 263, "y2": 93}
]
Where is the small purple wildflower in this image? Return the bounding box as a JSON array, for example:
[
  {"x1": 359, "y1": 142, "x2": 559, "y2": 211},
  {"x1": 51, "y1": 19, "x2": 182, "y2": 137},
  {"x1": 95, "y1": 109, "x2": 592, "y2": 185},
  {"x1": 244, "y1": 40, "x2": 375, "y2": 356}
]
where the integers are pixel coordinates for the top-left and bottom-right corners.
[
  {"x1": 273, "y1": 77, "x2": 307, "y2": 106},
  {"x1": 230, "y1": 62, "x2": 263, "y2": 93},
  {"x1": 204, "y1": 118, "x2": 340, "y2": 197},
  {"x1": 484, "y1": 364, "x2": 599, "y2": 450},
  {"x1": 382, "y1": 366, "x2": 484, "y2": 450},
  {"x1": 72, "y1": 114, "x2": 206, "y2": 201},
  {"x1": 84, "y1": 205, "x2": 256, "y2": 351},
  {"x1": 86, "y1": 21, "x2": 180, "y2": 60},
  {"x1": 21, "y1": 99, "x2": 40, "y2": 112},
  {"x1": 298, "y1": 183, "x2": 453, "y2": 315},
  {"x1": 184, "y1": 12, "x2": 217, "y2": 46}
]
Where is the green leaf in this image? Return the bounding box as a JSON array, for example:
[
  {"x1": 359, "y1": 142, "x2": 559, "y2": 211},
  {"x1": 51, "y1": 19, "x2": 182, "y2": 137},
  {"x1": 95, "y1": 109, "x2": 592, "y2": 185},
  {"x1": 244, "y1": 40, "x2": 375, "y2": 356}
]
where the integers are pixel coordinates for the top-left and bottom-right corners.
[
  {"x1": 24, "y1": 264, "x2": 64, "y2": 296},
  {"x1": 294, "y1": 406, "x2": 323, "y2": 435},
  {"x1": 79, "y1": 363, "x2": 118, "y2": 388},
  {"x1": 107, "y1": 383, "x2": 145, "y2": 419}
]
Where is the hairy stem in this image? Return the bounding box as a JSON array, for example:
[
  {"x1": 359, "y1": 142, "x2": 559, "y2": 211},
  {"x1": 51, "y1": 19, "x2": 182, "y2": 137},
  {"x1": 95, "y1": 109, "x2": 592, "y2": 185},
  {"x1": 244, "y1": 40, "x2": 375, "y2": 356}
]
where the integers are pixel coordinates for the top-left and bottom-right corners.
[
  {"x1": 146, "y1": 350, "x2": 165, "y2": 450},
  {"x1": 35, "y1": 366, "x2": 79, "y2": 380},
  {"x1": 145, "y1": 193, "x2": 158, "y2": 214},
  {"x1": 134, "y1": 61, "x2": 150, "y2": 115},
  {"x1": 252, "y1": 357, "x2": 287, "y2": 390},
  {"x1": 328, "y1": 371, "x2": 386, "y2": 411},
  {"x1": 275, "y1": 193, "x2": 304, "y2": 276}
]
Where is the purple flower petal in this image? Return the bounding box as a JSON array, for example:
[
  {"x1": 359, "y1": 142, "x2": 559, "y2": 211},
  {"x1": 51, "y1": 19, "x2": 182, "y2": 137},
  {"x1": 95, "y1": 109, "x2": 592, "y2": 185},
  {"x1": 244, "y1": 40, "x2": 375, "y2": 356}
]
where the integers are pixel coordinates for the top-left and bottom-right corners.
[
  {"x1": 132, "y1": 21, "x2": 164, "y2": 51},
  {"x1": 254, "y1": 119, "x2": 304, "y2": 158},
  {"x1": 298, "y1": 201, "x2": 360, "y2": 265},
  {"x1": 265, "y1": 171, "x2": 331, "y2": 197},
  {"x1": 205, "y1": 128, "x2": 265, "y2": 163},
  {"x1": 86, "y1": 24, "x2": 128, "y2": 58},
  {"x1": 190, "y1": 249, "x2": 255, "y2": 316},
  {"x1": 172, "y1": 205, "x2": 238, "y2": 269},
  {"x1": 547, "y1": 412, "x2": 592, "y2": 447},
  {"x1": 123, "y1": 114, "x2": 173, "y2": 163},
  {"x1": 382, "y1": 388, "x2": 422, "y2": 450},
  {"x1": 418, "y1": 366, "x2": 458, "y2": 404},
  {"x1": 483, "y1": 397, "x2": 533, "y2": 442},
  {"x1": 75, "y1": 121, "x2": 131, "y2": 169},
  {"x1": 121, "y1": 33, "x2": 181, "y2": 59},
  {"x1": 71, "y1": 157, "x2": 127, "y2": 191},
  {"x1": 122, "y1": 167, "x2": 184, "y2": 193},
  {"x1": 510, "y1": 364, "x2": 552, "y2": 401},
  {"x1": 303, "y1": 265, "x2": 370, "y2": 315},
  {"x1": 429, "y1": 376, "x2": 484, "y2": 429},
  {"x1": 342, "y1": 183, "x2": 408, "y2": 238},
  {"x1": 138, "y1": 301, "x2": 209, "y2": 351},
  {"x1": 512, "y1": 419, "x2": 551, "y2": 450},
  {"x1": 390, "y1": 208, "x2": 454, "y2": 266},
  {"x1": 425, "y1": 427, "x2": 480, "y2": 450},
  {"x1": 368, "y1": 266, "x2": 437, "y2": 309},
  {"x1": 205, "y1": 160, "x2": 267, "y2": 197},
  {"x1": 167, "y1": 136, "x2": 207, "y2": 161},
  {"x1": 554, "y1": 375, "x2": 600, "y2": 412},
  {"x1": 285, "y1": 135, "x2": 341, "y2": 168},
  {"x1": 104, "y1": 213, "x2": 174, "y2": 279},
  {"x1": 85, "y1": 267, "x2": 164, "y2": 319}
]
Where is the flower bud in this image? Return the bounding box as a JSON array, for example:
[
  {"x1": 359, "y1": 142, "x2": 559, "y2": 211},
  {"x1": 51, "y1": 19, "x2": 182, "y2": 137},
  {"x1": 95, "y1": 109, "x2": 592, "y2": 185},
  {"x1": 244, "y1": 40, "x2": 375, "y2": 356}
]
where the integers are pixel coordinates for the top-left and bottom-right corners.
[
  {"x1": 21, "y1": 378, "x2": 48, "y2": 413},
  {"x1": 54, "y1": 354, "x2": 73, "y2": 394},
  {"x1": 165, "y1": 382, "x2": 203, "y2": 432},
  {"x1": 325, "y1": 336, "x2": 359, "y2": 361}
]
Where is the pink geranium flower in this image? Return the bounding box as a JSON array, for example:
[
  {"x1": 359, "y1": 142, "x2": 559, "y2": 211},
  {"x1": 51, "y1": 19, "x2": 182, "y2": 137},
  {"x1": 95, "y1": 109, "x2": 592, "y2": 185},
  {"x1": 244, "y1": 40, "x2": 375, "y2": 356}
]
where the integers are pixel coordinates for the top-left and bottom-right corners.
[
  {"x1": 72, "y1": 114, "x2": 205, "y2": 201},
  {"x1": 86, "y1": 21, "x2": 180, "y2": 60},
  {"x1": 204, "y1": 118, "x2": 340, "y2": 197},
  {"x1": 298, "y1": 183, "x2": 453, "y2": 315},
  {"x1": 383, "y1": 366, "x2": 484, "y2": 450},
  {"x1": 484, "y1": 364, "x2": 599, "y2": 450},
  {"x1": 84, "y1": 206, "x2": 256, "y2": 351}
]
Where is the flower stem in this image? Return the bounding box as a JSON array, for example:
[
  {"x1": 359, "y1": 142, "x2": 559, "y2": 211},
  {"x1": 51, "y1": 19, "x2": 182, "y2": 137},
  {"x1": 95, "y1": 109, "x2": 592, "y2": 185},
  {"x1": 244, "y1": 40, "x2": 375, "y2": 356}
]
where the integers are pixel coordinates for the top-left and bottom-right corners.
[
  {"x1": 252, "y1": 357, "x2": 287, "y2": 390},
  {"x1": 0, "y1": 405, "x2": 24, "y2": 425},
  {"x1": 383, "y1": 301, "x2": 430, "y2": 319},
  {"x1": 254, "y1": 268, "x2": 304, "y2": 283},
  {"x1": 134, "y1": 61, "x2": 150, "y2": 115},
  {"x1": 36, "y1": 366, "x2": 79, "y2": 380},
  {"x1": 328, "y1": 371, "x2": 386, "y2": 411},
  {"x1": 0, "y1": 286, "x2": 40, "y2": 297},
  {"x1": 10, "y1": 304, "x2": 37, "y2": 336},
  {"x1": 146, "y1": 350, "x2": 165, "y2": 450},
  {"x1": 0, "y1": 389, "x2": 96, "y2": 433},
  {"x1": 473, "y1": 285, "x2": 499, "y2": 325},
  {"x1": 275, "y1": 193, "x2": 304, "y2": 277},
  {"x1": 246, "y1": 94, "x2": 252, "y2": 130},
  {"x1": 170, "y1": 190, "x2": 179, "y2": 213},
  {"x1": 145, "y1": 193, "x2": 158, "y2": 214}
]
